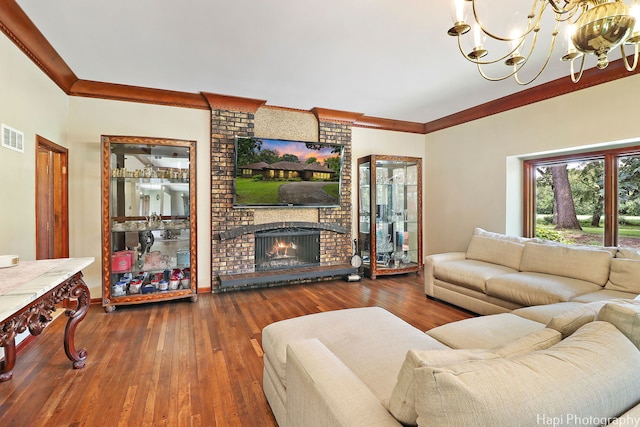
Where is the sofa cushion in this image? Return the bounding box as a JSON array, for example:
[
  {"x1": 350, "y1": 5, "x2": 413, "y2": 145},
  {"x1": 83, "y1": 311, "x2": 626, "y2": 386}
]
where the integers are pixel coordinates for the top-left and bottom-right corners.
[
  {"x1": 426, "y1": 313, "x2": 545, "y2": 350},
  {"x1": 596, "y1": 300, "x2": 640, "y2": 349},
  {"x1": 571, "y1": 288, "x2": 638, "y2": 303},
  {"x1": 487, "y1": 272, "x2": 602, "y2": 306},
  {"x1": 388, "y1": 328, "x2": 560, "y2": 426},
  {"x1": 414, "y1": 322, "x2": 640, "y2": 427},
  {"x1": 606, "y1": 258, "x2": 640, "y2": 294},
  {"x1": 545, "y1": 301, "x2": 607, "y2": 338},
  {"x1": 433, "y1": 259, "x2": 517, "y2": 293},
  {"x1": 519, "y1": 242, "x2": 612, "y2": 286},
  {"x1": 466, "y1": 234, "x2": 524, "y2": 270},
  {"x1": 512, "y1": 302, "x2": 584, "y2": 324}
]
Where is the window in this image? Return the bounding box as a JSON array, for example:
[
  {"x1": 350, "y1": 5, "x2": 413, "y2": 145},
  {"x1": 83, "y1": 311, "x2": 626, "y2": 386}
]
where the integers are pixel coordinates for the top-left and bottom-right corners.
[{"x1": 524, "y1": 146, "x2": 640, "y2": 248}]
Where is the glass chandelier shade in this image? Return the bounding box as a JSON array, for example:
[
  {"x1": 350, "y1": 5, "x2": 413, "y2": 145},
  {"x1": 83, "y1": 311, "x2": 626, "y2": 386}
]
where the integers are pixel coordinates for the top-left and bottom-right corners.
[{"x1": 447, "y1": 0, "x2": 640, "y2": 84}]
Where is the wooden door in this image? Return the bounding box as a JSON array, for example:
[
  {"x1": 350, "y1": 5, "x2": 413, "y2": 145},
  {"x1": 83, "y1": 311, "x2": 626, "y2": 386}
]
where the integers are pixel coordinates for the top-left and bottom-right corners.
[{"x1": 36, "y1": 136, "x2": 68, "y2": 259}]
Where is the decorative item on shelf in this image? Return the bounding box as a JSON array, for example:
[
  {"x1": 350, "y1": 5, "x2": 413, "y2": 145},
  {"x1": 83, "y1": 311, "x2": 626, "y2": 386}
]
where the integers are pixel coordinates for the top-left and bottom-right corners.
[
  {"x1": 112, "y1": 250, "x2": 134, "y2": 273},
  {"x1": 447, "y1": 0, "x2": 640, "y2": 84},
  {"x1": 176, "y1": 249, "x2": 190, "y2": 268},
  {"x1": 142, "y1": 250, "x2": 169, "y2": 271}
]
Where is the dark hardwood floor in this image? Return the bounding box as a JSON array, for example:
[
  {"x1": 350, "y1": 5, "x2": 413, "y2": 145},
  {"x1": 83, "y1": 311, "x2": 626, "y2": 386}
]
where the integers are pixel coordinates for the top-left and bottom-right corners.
[{"x1": 0, "y1": 274, "x2": 473, "y2": 427}]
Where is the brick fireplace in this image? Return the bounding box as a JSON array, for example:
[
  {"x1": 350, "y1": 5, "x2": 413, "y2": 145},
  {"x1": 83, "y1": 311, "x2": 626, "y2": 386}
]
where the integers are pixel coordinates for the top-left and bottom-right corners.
[{"x1": 205, "y1": 95, "x2": 356, "y2": 292}]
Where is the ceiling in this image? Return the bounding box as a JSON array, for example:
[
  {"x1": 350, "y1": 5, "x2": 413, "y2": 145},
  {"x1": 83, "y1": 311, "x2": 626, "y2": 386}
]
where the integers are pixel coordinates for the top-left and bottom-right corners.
[{"x1": 11, "y1": 0, "x2": 622, "y2": 124}]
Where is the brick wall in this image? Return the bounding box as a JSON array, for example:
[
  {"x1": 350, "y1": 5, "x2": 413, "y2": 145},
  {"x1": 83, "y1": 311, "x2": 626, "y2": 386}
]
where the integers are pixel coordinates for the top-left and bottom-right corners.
[{"x1": 210, "y1": 108, "x2": 352, "y2": 291}]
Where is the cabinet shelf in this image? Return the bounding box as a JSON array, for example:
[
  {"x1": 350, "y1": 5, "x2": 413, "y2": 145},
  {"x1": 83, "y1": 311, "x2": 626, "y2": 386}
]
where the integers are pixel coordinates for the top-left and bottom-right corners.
[
  {"x1": 357, "y1": 155, "x2": 422, "y2": 280},
  {"x1": 101, "y1": 135, "x2": 197, "y2": 312}
]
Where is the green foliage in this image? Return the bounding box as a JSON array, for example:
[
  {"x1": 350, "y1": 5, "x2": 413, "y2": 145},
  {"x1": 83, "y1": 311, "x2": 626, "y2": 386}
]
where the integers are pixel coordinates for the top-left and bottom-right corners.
[
  {"x1": 252, "y1": 174, "x2": 264, "y2": 181},
  {"x1": 535, "y1": 227, "x2": 575, "y2": 244}
]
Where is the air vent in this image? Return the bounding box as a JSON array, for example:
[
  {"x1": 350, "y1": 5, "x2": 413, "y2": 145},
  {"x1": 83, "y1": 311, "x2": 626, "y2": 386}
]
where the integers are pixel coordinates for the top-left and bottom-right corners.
[{"x1": 1, "y1": 124, "x2": 24, "y2": 153}]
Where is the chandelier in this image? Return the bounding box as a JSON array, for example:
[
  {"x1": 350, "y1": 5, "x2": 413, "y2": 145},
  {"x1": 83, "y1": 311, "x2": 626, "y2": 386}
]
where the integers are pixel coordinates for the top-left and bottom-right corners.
[{"x1": 447, "y1": 0, "x2": 640, "y2": 84}]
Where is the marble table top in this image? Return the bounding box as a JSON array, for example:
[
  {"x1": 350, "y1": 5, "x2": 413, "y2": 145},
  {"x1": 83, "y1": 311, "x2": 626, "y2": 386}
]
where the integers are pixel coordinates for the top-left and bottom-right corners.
[{"x1": 0, "y1": 257, "x2": 94, "y2": 324}]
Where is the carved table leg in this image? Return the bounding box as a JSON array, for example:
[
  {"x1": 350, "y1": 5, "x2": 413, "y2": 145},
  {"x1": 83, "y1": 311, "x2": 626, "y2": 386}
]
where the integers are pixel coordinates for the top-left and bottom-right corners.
[
  {"x1": 0, "y1": 337, "x2": 16, "y2": 382},
  {"x1": 63, "y1": 277, "x2": 90, "y2": 369}
]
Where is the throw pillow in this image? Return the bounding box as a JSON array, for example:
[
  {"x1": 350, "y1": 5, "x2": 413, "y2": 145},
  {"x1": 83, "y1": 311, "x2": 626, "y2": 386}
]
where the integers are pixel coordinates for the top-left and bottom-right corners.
[
  {"x1": 466, "y1": 234, "x2": 524, "y2": 270},
  {"x1": 387, "y1": 349, "x2": 498, "y2": 426},
  {"x1": 596, "y1": 300, "x2": 640, "y2": 349},
  {"x1": 605, "y1": 258, "x2": 640, "y2": 294},
  {"x1": 387, "y1": 328, "x2": 560, "y2": 425},
  {"x1": 414, "y1": 322, "x2": 640, "y2": 427}
]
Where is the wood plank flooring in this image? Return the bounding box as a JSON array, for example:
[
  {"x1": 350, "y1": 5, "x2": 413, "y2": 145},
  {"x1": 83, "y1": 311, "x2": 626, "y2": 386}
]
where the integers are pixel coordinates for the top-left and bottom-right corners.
[{"x1": 0, "y1": 274, "x2": 473, "y2": 427}]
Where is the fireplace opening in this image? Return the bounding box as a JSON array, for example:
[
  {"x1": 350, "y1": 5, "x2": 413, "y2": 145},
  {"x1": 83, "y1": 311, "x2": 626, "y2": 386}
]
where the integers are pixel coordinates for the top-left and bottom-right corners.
[{"x1": 255, "y1": 228, "x2": 320, "y2": 272}]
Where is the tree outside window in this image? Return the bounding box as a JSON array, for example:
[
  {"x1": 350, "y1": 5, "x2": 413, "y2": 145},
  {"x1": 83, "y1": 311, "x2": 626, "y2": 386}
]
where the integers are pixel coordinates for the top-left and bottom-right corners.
[{"x1": 524, "y1": 148, "x2": 640, "y2": 249}]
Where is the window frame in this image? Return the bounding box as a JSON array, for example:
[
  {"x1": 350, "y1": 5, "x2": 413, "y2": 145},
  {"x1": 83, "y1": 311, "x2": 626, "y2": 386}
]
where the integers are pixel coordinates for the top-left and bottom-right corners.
[{"x1": 522, "y1": 145, "x2": 640, "y2": 246}]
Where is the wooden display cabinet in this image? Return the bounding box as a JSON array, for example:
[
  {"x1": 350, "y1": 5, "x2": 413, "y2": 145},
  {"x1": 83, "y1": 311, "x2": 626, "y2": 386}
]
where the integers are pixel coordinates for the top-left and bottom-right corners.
[
  {"x1": 101, "y1": 135, "x2": 197, "y2": 312},
  {"x1": 357, "y1": 155, "x2": 422, "y2": 279}
]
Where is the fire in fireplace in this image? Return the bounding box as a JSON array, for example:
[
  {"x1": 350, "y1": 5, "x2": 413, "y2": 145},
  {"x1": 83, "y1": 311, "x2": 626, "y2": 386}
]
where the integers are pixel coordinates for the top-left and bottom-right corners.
[{"x1": 255, "y1": 228, "x2": 320, "y2": 271}]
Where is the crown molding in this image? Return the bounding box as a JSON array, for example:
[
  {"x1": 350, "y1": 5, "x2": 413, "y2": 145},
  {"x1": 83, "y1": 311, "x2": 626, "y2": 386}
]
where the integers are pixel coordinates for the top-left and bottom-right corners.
[
  {"x1": 0, "y1": 0, "x2": 77, "y2": 93},
  {"x1": 311, "y1": 108, "x2": 364, "y2": 124},
  {"x1": 201, "y1": 92, "x2": 267, "y2": 113},
  {"x1": 423, "y1": 56, "x2": 640, "y2": 134},
  {"x1": 353, "y1": 116, "x2": 426, "y2": 134},
  {"x1": 70, "y1": 80, "x2": 209, "y2": 109}
]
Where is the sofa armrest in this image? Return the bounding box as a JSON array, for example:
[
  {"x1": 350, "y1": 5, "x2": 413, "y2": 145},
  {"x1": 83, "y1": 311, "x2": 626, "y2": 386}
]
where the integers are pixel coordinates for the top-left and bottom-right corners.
[
  {"x1": 424, "y1": 252, "x2": 466, "y2": 296},
  {"x1": 286, "y1": 338, "x2": 402, "y2": 427}
]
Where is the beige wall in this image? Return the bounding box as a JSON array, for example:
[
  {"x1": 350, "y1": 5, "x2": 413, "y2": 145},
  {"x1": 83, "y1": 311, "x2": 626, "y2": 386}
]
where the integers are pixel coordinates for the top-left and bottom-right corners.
[
  {"x1": 0, "y1": 34, "x2": 69, "y2": 260},
  {"x1": 67, "y1": 98, "x2": 211, "y2": 297},
  {"x1": 425, "y1": 73, "x2": 640, "y2": 255},
  {"x1": 351, "y1": 127, "x2": 426, "y2": 240}
]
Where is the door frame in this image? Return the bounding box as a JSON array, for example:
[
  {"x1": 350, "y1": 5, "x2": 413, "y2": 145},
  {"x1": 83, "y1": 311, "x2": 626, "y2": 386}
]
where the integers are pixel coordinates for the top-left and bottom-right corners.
[{"x1": 36, "y1": 135, "x2": 69, "y2": 259}]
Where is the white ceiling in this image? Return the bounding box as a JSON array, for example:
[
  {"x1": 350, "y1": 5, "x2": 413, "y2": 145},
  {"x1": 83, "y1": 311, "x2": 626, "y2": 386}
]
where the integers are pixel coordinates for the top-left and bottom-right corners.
[{"x1": 14, "y1": 0, "x2": 611, "y2": 123}]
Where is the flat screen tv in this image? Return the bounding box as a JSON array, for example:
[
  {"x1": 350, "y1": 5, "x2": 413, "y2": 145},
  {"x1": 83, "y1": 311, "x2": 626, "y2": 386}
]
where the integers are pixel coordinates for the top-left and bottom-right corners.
[{"x1": 234, "y1": 137, "x2": 344, "y2": 207}]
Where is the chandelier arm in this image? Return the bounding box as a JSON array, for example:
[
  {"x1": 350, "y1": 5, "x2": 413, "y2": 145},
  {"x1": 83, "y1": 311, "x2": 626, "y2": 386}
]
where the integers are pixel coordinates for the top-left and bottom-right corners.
[
  {"x1": 569, "y1": 54, "x2": 587, "y2": 83},
  {"x1": 620, "y1": 43, "x2": 640, "y2": 71},
  {"x1": 546, "y1": 0, "x2": 580, "y2": 15},
  {"x1": 457, "y1": 35, "x2": 522, "y2": 65},
  {"x1": 470, "y1": 0, "x2": 541, "y2": 42},
  {"x1": 475, "y1": 63, "x2": 521, "y2": 82},
  {"x1": 513, "y1": 30, "x2": 560, "y2": 85}
]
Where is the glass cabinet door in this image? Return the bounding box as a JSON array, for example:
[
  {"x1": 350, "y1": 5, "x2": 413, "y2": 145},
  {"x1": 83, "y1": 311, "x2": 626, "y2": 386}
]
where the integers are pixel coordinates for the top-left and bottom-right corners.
[
  {"x1": 101, "y1": 136, "x2": 197, "y2": 312},
  {"x1": 357, "y1": 155, "x2": 422, "y2": 279}
]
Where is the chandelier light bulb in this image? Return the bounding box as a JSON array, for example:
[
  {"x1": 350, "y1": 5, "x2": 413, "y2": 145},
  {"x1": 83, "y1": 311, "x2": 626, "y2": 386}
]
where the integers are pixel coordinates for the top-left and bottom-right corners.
[{"x1": 448, "y1": 0, "x2": 471, "y2": 36}]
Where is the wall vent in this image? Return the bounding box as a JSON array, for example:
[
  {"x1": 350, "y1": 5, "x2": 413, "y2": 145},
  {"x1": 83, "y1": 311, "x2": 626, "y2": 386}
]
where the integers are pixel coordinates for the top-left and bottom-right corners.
[{"x1": 1, "y1": 124, "x2": 24, "y2": 153}]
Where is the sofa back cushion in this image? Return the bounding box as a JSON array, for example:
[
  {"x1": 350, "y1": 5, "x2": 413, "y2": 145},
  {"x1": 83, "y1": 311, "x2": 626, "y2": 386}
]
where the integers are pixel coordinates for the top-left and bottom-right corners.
[
  {"x1": 473, "y1": 227, "x2": 533, "y2": 244},
  {"x1": 413, "y1": 322, "x2": 640, "y2": 427},
  {"x1": 466, "y1": 235, "x2": 524, "y2": 270},
  {"x1": 617, "y1": 246, "x2": 640, "y2": 260},
  {"x1": 519, "y1": 242, "x2": 612, "y2": 286},
  {"x1": 387, "y1": 328, "x2": 560, "y2": 426},
  {"x1": 605, "y1": 258, "x2": 640, "y2": 294},
  {"x1": 546, "y1": 301, "x2": 608, "y2": 338}
]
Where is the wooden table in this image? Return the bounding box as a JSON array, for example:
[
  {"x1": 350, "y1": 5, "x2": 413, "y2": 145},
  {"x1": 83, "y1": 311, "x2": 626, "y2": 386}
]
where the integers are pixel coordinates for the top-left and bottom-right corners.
[{"x1": 0, "y1": 257, "x2": 94, "y2": 382}]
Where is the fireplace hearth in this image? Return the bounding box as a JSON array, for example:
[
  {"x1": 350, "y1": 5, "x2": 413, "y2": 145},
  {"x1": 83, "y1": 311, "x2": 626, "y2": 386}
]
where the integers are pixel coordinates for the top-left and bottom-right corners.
[{"x1": 255, "y1": 228, "x2": 320, "y2": 272}]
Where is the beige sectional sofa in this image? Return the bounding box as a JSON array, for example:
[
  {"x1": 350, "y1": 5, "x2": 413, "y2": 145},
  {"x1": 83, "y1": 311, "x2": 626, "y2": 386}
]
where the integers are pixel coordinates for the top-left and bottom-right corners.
[
  {"x1": 425, "y1": 228, "x2": 640, "y2": 315},
  {"x1": 262, "y1": 301, "x2": 640, "y2": 426}
]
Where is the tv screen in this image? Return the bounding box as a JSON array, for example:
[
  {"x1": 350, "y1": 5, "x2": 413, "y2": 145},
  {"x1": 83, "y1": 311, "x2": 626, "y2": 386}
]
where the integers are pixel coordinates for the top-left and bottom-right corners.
[{"x1": 234, "y1": 137, "x2": 344, "y2": 207}]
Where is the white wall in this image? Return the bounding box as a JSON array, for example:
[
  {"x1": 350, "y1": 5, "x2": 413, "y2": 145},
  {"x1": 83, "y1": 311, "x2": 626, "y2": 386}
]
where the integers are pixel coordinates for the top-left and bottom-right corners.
[
  {"x1": 0, "y1": 33, "x2": 69, "y2": 260},
  {"x1": 67, "y1": 97, "x2": 211, "y2": 298},
  {"x1": 425, "y1": 73, "x2": 640, "y2": 255}
]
